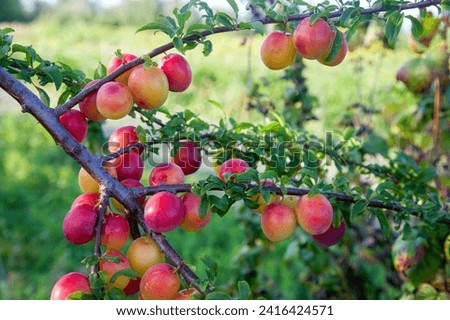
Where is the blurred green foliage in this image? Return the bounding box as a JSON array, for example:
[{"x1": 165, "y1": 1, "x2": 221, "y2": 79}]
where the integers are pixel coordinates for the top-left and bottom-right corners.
[
  {"x1": 0, "y1": 114, "x2": 89, "y2": 299},
  {"x1": 0, "y1": 0, "x2": 29, "y2": 23}
]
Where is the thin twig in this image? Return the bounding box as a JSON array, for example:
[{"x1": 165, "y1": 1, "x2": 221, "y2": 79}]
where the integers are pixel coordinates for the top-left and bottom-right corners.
[{"x1": 91, "y1": 189, "x2": 109, "y2": 274}]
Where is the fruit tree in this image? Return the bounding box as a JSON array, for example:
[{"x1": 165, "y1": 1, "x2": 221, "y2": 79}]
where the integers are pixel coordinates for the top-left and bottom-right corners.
[{"x1": 0, "y1": 0, "x2": 448, "y2": 300}]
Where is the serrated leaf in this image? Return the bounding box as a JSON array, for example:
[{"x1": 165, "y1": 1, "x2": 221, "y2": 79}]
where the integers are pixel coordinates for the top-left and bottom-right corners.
[
  {"x1": 385, "y1": 11, "x2": 404, "y2": 48},
  {"x1": 250, "y1": 21, "x2": 265, "y2": 35},
  {"x1": 406, "y1": 15, "x2": 423, "y2": 40},
  {"x1": 208, "y1": 99, "x2": 223, "y2": 109},
  {"x1": 345, "y1": 17, "x2": 361, "y2": 43},
  {"x1": 94, "y1": 62, "x2": 107, "y2": 79},
  {"x1": 67, "y1": 291, "x2": 96, "y2": 300},
  {"x1": 226, "y1": 0, "x2": 239, "y2": 17},
  {"x1": 215, "y1": 12, "x2": 235, "y2": 28},
  {"x1": 105, "y1": 287, "x2": 127, "y2": 300},
  {"x1": 206, "y1": 292, "x2": 233, "y2": 300},
  {"x1": 209, "y1": 195, "x2": 229, "y2": 212},
  {"x1": 36, "y1": 87, "x2": 50, "y2": 106},
  {"x1": 199, "y1": 196, "x2": 210, "y2": 218},
  {"x1": 324, "y1": 31, "x2": 343, "y2": 63},
  {"x1": 259, "y1": 170, "x2": 277, "y2": 181},
  {"x1": 238, "y1": 281, "x2": 251, "y2": 300},
  {"x1": 200, "y1": 255, "x2": 218, "y2": 280},
  {"x1": 269, "y1": 110, "x2": 286, "y2": 127},
  {"x1": 57, "y1": 89, "x2": 72, "y2": 105},
  {"x1": 260, "y1": 188, "x2": 271, "y2": 204},
  {"x1": 340, "y1": 7, "x2": 357, "y2": 27},
  {"x1": 110, "y1": 269, "x2": 136, "y2": 284},
  {"x1": 350, "y1": 199, "x2": 367, "y2": 221},
  {"x1": 102, "y1": 256, "x2": 120, "y2": 264},
  {"x1": 173, "y1": 37, "x2": 185, "y2": 53},
  {"x1": 81, "y1": 255, "x2": 100, "y2": 267},
  {"x1": 0, "y1": 27, "x2": 15, "y2": 36},
  {"x1": 186, "y1": 23, "x2": 211, "y2": 35},
  {"x1": 298, "y1": 168, "x2": 317, "y2": 179},
  {"x1": 136, "y1": 22, "x2": 172, "y2": 35},
  {"x1": 43, "y1": 65, "x2": 63, "y2": 90},
  {"x1": 309, "y1": 13, "x2": 321, "y2": 25},
  {"x1": 244, "y1": 197, "x2": 260, "y2": 209},
  {"x1": 202, "y1": 40, "x2": 213, "y2": 56},
  {"x1": 374, "y1": 209, "x2": 391, "y2": 238}
]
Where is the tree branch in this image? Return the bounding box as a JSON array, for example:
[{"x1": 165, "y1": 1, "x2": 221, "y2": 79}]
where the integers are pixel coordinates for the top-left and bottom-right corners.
[
  {"x1": 54, "y1": 0, "x2": 441, "y2": 116},
  {"x1": 133, "y1": 183, "x2": 407, "y2": 212},
  {"x1": 91, "y1": 189, "x2": 109, "y2": 274}
]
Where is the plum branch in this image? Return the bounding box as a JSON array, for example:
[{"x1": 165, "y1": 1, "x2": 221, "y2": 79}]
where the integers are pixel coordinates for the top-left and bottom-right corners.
[
  {"x1": 131, "y1": 183, "x2": 408, "y2": 212},
  {"x1": 92, "y1": 190, "x2": 109, "y2": 274},
  {"x1": 54, "y1": 0, "x2": 442, "y2": 116},
  {"x1": 0, "y1": 66, "x2": 203, "y2": 295}
]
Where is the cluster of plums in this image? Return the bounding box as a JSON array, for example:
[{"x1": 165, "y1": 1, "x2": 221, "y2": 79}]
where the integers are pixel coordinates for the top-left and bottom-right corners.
[
  {"x1": 58, "y1": 52, "x2": 192, "y2": 143},
  {"x1": 260, "y1": 17, "x2": 348, "y2": 70},
  {"x1": 52, "y1": 125, "x2": 207, "y2": 300},
  {"x1": 52, "y1": 125, "x2": 345, "y2": 299}
]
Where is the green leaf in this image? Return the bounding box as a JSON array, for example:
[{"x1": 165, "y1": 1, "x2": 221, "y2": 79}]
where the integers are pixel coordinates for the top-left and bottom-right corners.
[
  {"x1": 351, "y1": 200, "x2": 367, "y2": 221},
  {"x1": 374, "y1": 209, "x2": 391, "y2": 238},
  {"x1": 215, "y1": 12, "x2": 235, "y2": 28},
  {"x1": 199, "y1": 196, "x2": 210, "y2": 218},
  {"x1": 208, "y1": 99, "x2": 223, "y2": 109},
  {"x1": 94, "y1": 62, "x2": 107, "y2": 79},
  {"x1": 0, "y1": 27, "x2": 15, "y2": 36},
  {"x1": 244, "y1": 197, "x2": 260, "y2": 209},
  {"x1": 136, "y1": 22, "x2": 174, "y2": 36},
  {"x1": 210, "y1": 195, "x2": 230, "y2": 212},
  {"x1": 406, "y1": 15, "x2": 423, "y2": 40},
  {"x1": 298, "y1": 168, "x2": 317, "y2": 179},
  {"x1": 0, "y1": 44, "x2": 10, "y2": 59},
  {"x1": 186, "y1": 23, "x2": 212, "y2": 35},
  {"x1": 81, "y1": 255, "x2": 99, "y2": 267},
  {"x1": 226, "y1": 0, "x2": 239, "y2": 17},
  {"x1": 200, "y1": 255, "x2": 218, "y2": 281},
  {"x1": 340, "y1": 7, "x2": 357, "y2": 27},
  {"x1": 269, "y1": 110, "x2": 286, "y2": 127},
  {"x1": 173, "y1": 8, "x2": 192, "y2": 30},
  {"x1": 260, "y1": 188, "x2": 271, "y2": 204},
  {"x1": 259, "y1": 170, "x2": 277, "y2": 181},
  {"x1": 43, "y1": 65, "x2": 63, "y2": 90},
  {"x1": 57, "y1": 89, "x2": 72, "y2": 105},
  {"x1": 442, "y1": 0, "x2": 450, "y2": 11},
  {"x1": 324, "y1": 31, "x2": 343, "y2": 63},
  {"x1": 250, "y1": 21, "x2": 265, "y2": 35},
  {"x1": 206, "y1": 292, "x2": 233, "y2": 300},
  {"x1": 89, "y1": 272, "x2": 107, "y2": 291},
  {"x1": 309, "y1": 13, "x2": 321, "y2": 25},
  {"x1": 67, "y1": 291, "x2": 96, "y2": 300},
  {"x1": 105, "y1": 287, "x2": 127, "y2": 300},
  {"x1": 35, "y1": 87, "x2": 50, "y2": 106},
  {"x1": 385, "y1": 11, "x2": 404, "y2": 48},
  {"x1": 238, "y1": 281, "x2": 251, "y2": 300},
  {"x1": 202, "y1": 40, "x2": 213, "y2": 56},
  {"x1": 172, "y1": 37, "x2": 184, "y2": 53},
  {"x1": 345, "y1": 16, "x2": 361, "y2": 42},
  {"x1": 110, "y1": 269, "x2": 137, "y2": 284},
  {"x1": 102, "y1": 256, "x2": 120, "y2": 264}
]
